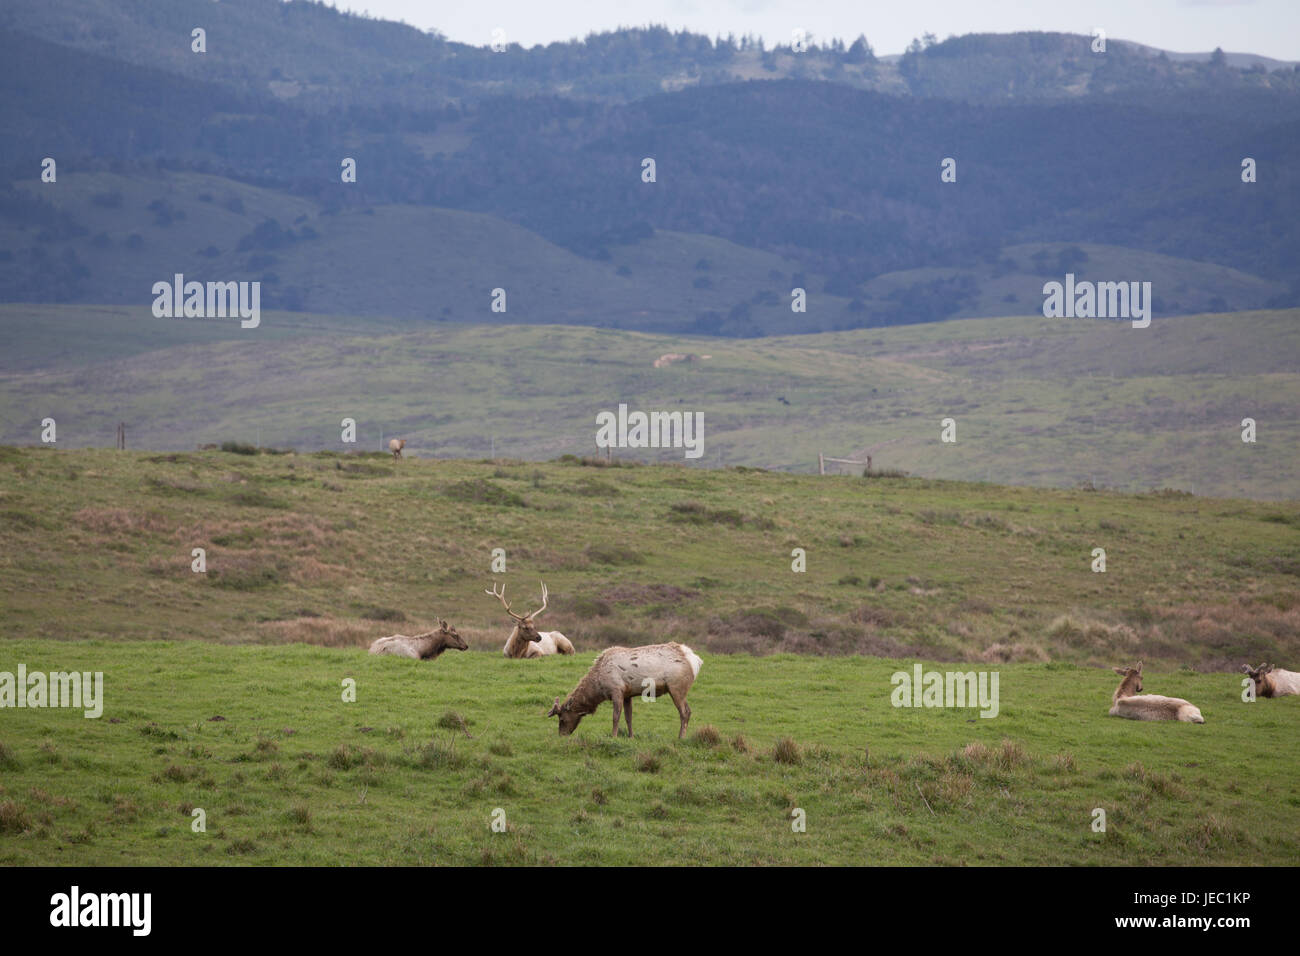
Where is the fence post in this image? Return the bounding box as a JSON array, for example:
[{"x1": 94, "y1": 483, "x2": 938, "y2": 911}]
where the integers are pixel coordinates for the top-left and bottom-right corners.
[{"x1": 818, "y1": 452, "x2": 825, "y2": 475}]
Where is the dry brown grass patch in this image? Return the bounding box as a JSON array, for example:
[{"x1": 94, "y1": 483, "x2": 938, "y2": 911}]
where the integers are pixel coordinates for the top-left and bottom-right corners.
[
  {"x1": 996, "y1": 739, "x2": 1027, "y2": 769},
  {"x1": 255, "y1": 616, "x2": 383, "y2": 648},
  {"x1": 1052, "y1": 752, "x2": 1077, "y2": 773},
  {"x1": 289, "y1": 556, "x2": 350, "y2": 585},
  {"x1": 772, "y1": 737, "x2": 801, "y2": 765},
  {"x1": 980, "y1": 642, "x2": 1050, "y2": 663},
  {"x1": 962, "y1": 741, "x2": 990, "y2": 763},
  {"x1": 1046, "y1": 615, "x2": 1140, "y2": 656},
  {"x1": 691, "y1": 725, "x2": 722, "y2": 747},
  {"x1": 0, "y1": 800, "x2": 32, "y2": 833},
  {"x1": 74, "y1": 507, "x2": 171, "y2": 536}
]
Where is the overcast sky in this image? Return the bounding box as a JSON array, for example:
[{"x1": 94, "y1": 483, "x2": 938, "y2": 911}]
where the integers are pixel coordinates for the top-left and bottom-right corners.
[{"x1": 331, "y1": 0, "x2": 1299, "y2": 61}]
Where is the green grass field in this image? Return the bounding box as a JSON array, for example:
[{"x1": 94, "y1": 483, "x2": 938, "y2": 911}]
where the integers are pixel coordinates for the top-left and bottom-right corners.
[
  {"x1": 0, "y1": 641, "x2": 1296, "y2": 865},
  {"x1": 0, "y1": 448, "x2": 1297, "y2": 864}
]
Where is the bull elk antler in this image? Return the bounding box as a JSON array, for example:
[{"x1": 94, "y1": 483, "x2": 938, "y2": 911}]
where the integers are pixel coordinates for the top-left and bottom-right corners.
[
  {"x1": 485, "y1": 581, "x2": 525, "y2": 621},
  {"x1": 484, "y1": 581, "x2": 548, "y2": 621}
]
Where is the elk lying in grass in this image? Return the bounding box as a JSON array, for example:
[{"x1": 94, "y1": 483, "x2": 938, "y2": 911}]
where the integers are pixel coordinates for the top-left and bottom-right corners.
[
  {"x1": 547, "y1": 642, "x2": 702, "y2": 737},
  {"x1": 388, "y1": 438, "x2": 406, "y2": 458},
  {"x1": 1109, "y1": 662, "x2": 1204, "y2": 723},
  {"x1": 1242, "y1": 663, "x2": 1300, "y2": 698},
  {"x1": 368, "y1": 619, "x2": 467, "y2": 660},
  {"x1": 486, "y1": 581, "x2": 574, "y2": 658}
]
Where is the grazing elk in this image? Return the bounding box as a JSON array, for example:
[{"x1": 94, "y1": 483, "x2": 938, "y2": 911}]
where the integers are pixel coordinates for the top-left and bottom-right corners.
[
  {"x1": 547, "y1": 642, "x2": 702, "y2": 738},
  {"x1": 388, "y1": 438, "x2": 406, "y2": 458},
  {"x1": 1241, "y1": 663, "x2": 1300, "y2": 698},
  {"x1": 1108, "y1": 662, "x2": 1204, "y2": 723},
  {"x1": 368, "y1": 619, "x2": 467, "y2": 659},
  {"x1": 486, "y1": 581, "x2": 574, "y2": 658}
]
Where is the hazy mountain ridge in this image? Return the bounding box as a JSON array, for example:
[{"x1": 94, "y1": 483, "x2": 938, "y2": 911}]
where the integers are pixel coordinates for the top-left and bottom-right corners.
[
  {"x1": 1, "y1": 169, "x2": 1285, "y2": 333},
  {"x1": 2, "y1": 2, "x2": 1297, "y2": 330},
  {"x1": 4, "y1": 0, "x2": 1297, "y2": 108}
]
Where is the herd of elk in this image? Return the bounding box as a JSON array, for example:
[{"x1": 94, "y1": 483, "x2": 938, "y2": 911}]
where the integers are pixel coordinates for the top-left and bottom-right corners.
[
  {"x1": 363, "y1": 580, "x2": 706, "y2": 737},
  {"x1": 362, "y1": 582, "x2": 1297, "y2": 741},
  {"x1": 1106, "y1": 659, "x2": 1300, "y2": 723},
  {"x1": 366, "y1": 581, "x2": 575, "y2": 663}
]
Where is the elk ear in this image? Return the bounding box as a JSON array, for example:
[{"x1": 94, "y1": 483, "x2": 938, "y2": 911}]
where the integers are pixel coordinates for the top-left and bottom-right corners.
[
  {"x1": 546, "y1": 697, "x2": 561, "y2": 718},
  {"x1": 1112, "y1": 667, "x2": 1127, "y2": 676},
  {"x1": 1135, "y1": 661, "x2": 1143, "y2": 673}
]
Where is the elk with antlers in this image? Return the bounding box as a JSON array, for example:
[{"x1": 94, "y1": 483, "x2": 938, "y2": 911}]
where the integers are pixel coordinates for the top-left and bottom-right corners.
[
  {"x1": 1241, "y1": 663, "x2": 1300, "y2": 698},
  {"x1": 486, "y1": 581, "x2": 575, "y2": 658}
]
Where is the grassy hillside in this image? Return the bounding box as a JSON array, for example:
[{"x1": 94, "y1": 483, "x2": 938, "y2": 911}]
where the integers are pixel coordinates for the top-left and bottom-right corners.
[
  {"x1": 1, "y1": 450, "x2": 1296, "y2": 865},
  {"x1": 0, "y1": 641, "x2": 1295, "y2": 865},
  {"x1": 4, "y1": 168, "x2": 1286, "y2": 330},
  {"x1": 867, "y1": 242, "x2": 1284, "y2": 320},
  {"x1": 1, "y1": 449, "x2": 1296, "y2": 668},
  {"x1": 1, "y1": 306, "x2": 1297, "y2": 499},
  {"x1": 4, "y1": 169, "x2": 847, "y2": 335}
]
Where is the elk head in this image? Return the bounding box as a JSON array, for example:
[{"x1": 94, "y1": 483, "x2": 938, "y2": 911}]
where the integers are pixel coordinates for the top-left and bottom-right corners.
[
  {"x1": 438, "y1": 618, "x2": 468, "y2": 651},
  {"x1": 485, "y1": 581, "x2": 550, "y2": 644},
  {"x1": 1241, "y1": 663, "x2": 1272, "y2": 694},
  {"x1": 1112, "y1": 661, "x2": 1143, "y2": 695},
  {"x1": 547, "y1": 696, "x2": 583, "y2": 736}
]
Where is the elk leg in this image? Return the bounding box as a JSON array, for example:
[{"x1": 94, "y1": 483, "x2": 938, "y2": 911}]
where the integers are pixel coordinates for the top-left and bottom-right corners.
[
  {"x1": 623, "y1": 696, "x2": 634, "y2": 737},
  {"x1": 668, "y1": 688, "x2": 691, "y2": 738},
  {"x1": 610, "y1": 695, "x2": 622, "y2": 737}
]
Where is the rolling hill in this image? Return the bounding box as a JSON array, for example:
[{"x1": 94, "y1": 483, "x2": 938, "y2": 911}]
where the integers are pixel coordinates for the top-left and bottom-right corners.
[
  {"x1": 0, "y1": 304, "x2": 1297, "y2": 500},
  {"x1": 3, "y1": 14, "x2": 1298, "y2": 323},
  {"x1": 1, "y1": 447, "x2": 1296, "y2": 665},
  {"x1": 1, "y1": 431, "x2": 1297, "y2": 866},
  {"x1": 4, "y1": 169, "x2": 1286, "y2": 332},
  {"x1": 4, "y1": 0, "x2": 1297, "y2": 108}
]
